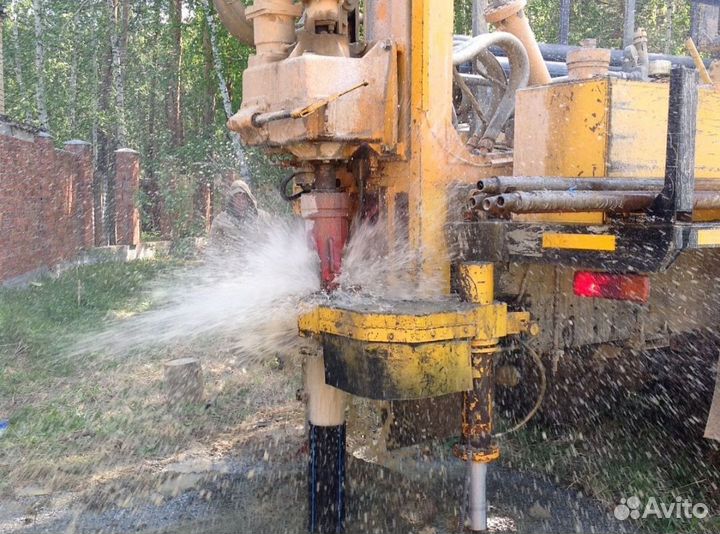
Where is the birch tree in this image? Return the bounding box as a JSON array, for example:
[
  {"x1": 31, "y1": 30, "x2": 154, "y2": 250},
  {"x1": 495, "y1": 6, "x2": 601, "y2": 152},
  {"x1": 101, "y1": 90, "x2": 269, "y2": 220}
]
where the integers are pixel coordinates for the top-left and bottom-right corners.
[
  {"x1": 32, "y1": 0, "x2": 48, "y2": 130},
  {"x1": 168, "y1": 0, "x2": 184, "y2": 147},
  {"x1": 203, "y1": 0, "x2": 252, "y2": 185},
  {"x1": 10, "y1": 2, "x2": 25, "y2": 106},
  {"x1": 107, "y1": 0, "x2": 128, "y2": 145}
]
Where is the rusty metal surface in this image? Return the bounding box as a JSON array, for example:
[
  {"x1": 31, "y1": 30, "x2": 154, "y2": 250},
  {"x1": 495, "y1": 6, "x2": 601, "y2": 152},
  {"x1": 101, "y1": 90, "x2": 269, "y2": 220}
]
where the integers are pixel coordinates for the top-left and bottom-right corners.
[
  {"x1": 477, "y1": 176, "x2": 720, "y2": 195},
  {"x1": 481, "y1": 190, "x2": 720, "y2": 215},
  {"x1": 489, "y1": 251, "x2": 720, "y2": 354}
]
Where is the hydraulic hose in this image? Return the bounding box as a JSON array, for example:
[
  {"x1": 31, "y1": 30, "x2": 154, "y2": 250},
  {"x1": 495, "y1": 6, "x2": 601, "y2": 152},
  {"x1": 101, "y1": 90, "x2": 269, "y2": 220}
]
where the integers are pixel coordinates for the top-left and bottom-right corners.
[
  {"x1": 453, "y1": 32, "x2": 530, "y2": 152},
  {"x1": 493, "y1": 341, "x2": 546, "y2": 438}
]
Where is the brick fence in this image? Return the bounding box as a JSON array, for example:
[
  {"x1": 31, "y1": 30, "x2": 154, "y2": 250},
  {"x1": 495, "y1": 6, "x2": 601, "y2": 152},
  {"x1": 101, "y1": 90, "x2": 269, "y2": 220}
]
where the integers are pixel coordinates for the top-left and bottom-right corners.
[{"x1": 0, "y1": 119, "x2": 141, "y2": 283}]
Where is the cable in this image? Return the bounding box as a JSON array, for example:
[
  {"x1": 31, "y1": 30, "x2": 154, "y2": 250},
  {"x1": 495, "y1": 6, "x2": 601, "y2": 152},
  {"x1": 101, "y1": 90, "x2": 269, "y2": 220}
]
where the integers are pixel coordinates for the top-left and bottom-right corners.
[
  {"x1": 493, "y1": 341, "x2": 547, "y2": 438},
  {"x1": 279, "y1": 171, "x2": 312, "y2": 202}
]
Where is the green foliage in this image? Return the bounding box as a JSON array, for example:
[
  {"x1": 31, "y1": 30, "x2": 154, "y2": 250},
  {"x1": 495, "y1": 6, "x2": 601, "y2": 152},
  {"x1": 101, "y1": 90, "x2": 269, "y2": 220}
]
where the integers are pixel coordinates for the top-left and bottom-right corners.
[
  {"x1": 452, "y1": 0, "x2": 692, "y2": 53},
  {"x1": 0, "y1": 0, "x2": 697, "y2": 238}
]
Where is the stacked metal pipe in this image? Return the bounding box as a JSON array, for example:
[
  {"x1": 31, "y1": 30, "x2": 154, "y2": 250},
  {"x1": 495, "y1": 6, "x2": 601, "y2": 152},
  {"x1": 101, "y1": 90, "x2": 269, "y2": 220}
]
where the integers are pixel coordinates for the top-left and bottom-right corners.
[{"x1": 470, "y1": 176, "x2": 720, "y2": 215}]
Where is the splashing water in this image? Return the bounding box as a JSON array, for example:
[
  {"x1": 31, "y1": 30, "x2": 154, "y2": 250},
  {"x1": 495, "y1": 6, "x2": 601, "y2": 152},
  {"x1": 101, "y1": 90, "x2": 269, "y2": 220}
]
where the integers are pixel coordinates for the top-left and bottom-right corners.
[
  {"x1": 77, "y1": 215, "x2": 448, "y2": 363},
  {"x1": 338, "y1": 218, "x2": 448, "y2": 302},
  {"x1": 76, "y1": 217, "x2": 320, "y2": 362}
]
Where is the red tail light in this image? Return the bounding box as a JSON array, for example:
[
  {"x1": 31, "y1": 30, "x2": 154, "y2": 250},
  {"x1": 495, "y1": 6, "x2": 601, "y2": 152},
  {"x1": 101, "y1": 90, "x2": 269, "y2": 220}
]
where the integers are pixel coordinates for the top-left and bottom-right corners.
[{"x1": 573, "y1": 272, "x2": 650, "y2": 303}]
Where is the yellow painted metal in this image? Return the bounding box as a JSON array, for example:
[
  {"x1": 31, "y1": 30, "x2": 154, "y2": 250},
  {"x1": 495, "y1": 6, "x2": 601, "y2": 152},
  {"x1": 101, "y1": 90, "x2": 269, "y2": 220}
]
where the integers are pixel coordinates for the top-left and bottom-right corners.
[
  {"x1": 698, "y1": 228, "x2": 720, "y2": 247},
  {"x1": 542, "y1": 232, "x2": 617, "y2": 252},
  {"x1": 458, "y1": 263, "x2": 494, "y2": 306},
  {"x1": 507, "y1": 311, "x2": 535, "y2": 336},
  {"x1": 514, "y1": 78, "x2": 720, "y2": 224},
  {"x1": 322, "y1": 336, "x2": 473, "y2": 400},
  {"x1": 515, "y1": 81, "x2": 608, "y2": 179},
  {"x1": 298, "y1": 302, "x2": 510, "y2": 345},
  {"x1": 370, "y1": 0, "x2": 512, "y2": 293},
  {"x1": 296, "y1": 259, "x2": 536, "y2": 400}
]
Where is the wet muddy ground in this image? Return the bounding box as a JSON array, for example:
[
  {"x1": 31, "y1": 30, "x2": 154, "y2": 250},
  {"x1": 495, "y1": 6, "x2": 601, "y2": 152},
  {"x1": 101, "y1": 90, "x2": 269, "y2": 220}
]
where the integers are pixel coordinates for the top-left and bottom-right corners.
[{"x1": 0, "y1": 402, "x2": 628, "y2": 534}]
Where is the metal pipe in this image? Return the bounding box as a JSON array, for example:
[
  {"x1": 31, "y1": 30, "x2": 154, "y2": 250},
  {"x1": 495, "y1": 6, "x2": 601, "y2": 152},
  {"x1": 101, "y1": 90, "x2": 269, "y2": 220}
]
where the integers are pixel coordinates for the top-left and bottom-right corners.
[
  {"x1": 302, "y1": 164, "x2": 351, "y2": 533},
  {"x1": 453, "y1": 32, "x2": 529, "y2": 151},
  {"x1": 484, "y1": 0, "x2": 552, "y2": 86},
  {"x1": 487, "y1": 43, "x2": 709, "y2": 69},
  {"x1": 476, "y1": 176, "x2": 720, "y2": 195},
  {"x1": 559, "y1": 0, "x2": 571, "y2": 46},
  {"x1": 306, "y1": 355, "x2": 347, "y2": 533},
  {"x1": 455, "y1": 264, "x2": 500, "y2": 533},
  {"x1": 495, "y1": 57, "x2": 569, "y2": 78},
  {"x1": 481, "y1": 190, "x2": 720, "y2": 214},
  {"x1": 213, "y1": 0, "x2": 254, "y2": 45},
  {"x1": 485, "y1": 190, "x2": 656, "y2": 213},
  {"x1": 459, "y1": 73, "x2": 494, "y2": 87},
  {"x1": 469, "y1": 462, "x2": 489, "y2": 531}
]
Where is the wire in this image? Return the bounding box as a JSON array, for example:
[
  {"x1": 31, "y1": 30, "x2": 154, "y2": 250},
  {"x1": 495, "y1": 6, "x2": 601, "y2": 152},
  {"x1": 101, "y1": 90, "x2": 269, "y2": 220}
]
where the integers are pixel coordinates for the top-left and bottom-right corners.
[{"x1": 493, "y1": 341, "x2": 547, "y2": 438}]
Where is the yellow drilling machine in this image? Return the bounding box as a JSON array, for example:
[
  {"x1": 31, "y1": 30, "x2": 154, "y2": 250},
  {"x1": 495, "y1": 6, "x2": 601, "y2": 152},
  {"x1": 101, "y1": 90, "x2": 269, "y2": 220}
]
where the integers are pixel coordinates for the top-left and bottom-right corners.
[{"x1": 213, "y1": 0, "x2": 720, "y2": 531}]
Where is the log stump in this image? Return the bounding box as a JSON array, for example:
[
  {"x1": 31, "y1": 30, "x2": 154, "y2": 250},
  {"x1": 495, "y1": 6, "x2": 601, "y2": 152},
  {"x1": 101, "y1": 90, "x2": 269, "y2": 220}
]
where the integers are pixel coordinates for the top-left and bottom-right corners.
[{"x1": 164, "y1": 358, "x2": 204, "y2": 405}]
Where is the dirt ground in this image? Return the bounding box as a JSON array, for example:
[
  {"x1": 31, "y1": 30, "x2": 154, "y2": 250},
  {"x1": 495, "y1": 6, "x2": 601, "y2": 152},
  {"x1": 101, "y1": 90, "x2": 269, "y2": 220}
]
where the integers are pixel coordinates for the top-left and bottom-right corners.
[{"x1": 0, "y1": 361, "x2": 629, "y2": 534}]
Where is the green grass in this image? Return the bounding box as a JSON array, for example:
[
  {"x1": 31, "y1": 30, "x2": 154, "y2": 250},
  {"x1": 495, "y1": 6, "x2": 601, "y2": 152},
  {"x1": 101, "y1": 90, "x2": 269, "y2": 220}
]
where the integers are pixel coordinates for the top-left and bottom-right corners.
[
  {"x1": 0, "y1": 260, "x2": 178, "y2": 459},
  {"x1": 0, "y1": 260, "x2": 176, "y2": 357},
  {"x1": 0, "y1": 257, "x2": 270, "y2": 496},
  {"x1": 0, "y1": 260, "x2": 177, "y2": 391}
]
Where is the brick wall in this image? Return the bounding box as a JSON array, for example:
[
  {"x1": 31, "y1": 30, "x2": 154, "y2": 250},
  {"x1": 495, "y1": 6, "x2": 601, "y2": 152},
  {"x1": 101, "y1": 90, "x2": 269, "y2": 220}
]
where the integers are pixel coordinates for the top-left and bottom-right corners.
[
  {"x1": 1, "y1": 120, "x2": 143, "y2": 283},
  {"x1": 0, "y1": 125, "x2": 95, "y2": 283}
]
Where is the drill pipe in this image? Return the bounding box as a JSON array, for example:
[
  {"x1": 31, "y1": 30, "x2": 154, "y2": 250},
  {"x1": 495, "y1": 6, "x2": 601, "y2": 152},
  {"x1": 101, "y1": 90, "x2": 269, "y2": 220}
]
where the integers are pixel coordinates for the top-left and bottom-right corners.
[
  {"x1": 477, "y1": 176, "x2": 720, "y2": 196},
  {"x1": 481, "y1": 190, "x2": 720, "y2": 214}
]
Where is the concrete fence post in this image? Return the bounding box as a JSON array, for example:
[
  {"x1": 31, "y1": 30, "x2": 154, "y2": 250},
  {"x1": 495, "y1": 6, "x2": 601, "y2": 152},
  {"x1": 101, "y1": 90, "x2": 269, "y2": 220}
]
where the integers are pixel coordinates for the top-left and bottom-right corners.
[
  {"x1": 64, "y1": 140, "x2": 94, "y2": 249},
  {"x1": 114, "y1": 148, "x2": 141, "y2": 247}
]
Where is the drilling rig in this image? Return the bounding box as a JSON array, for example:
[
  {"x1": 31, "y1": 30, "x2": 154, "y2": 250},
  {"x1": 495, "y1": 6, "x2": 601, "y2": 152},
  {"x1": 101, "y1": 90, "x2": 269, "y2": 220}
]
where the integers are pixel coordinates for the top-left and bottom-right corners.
[{"x1": 214, "y1": 0, "x2": 720, "y2": 531}]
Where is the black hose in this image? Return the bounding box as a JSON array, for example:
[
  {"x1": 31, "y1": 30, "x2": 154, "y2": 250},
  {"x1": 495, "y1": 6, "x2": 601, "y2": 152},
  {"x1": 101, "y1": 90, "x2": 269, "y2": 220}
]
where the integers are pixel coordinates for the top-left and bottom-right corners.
[{"x1": 279, "y1": 172, "x2": 311, "y2": 202}]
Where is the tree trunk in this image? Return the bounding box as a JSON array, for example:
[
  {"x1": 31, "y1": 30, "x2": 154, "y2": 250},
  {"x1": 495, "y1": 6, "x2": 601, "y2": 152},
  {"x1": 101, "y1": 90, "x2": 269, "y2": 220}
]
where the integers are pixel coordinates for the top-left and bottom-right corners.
[
  {"x1": 203, "y1": 0, "x2": 252, "y2": 185},
  {"x1": 143, "y1": 0, "x2": 163, "y2": 234},
  {"x1": 691, "y1": 2, "x2": 701, "y2": 44},
  {"x1": 623, "y1": 0, "x2": 636, "y2": 48},
  {"x1": 168, "y1": 0, "x2": 184, "y2": 148},
  {"x1": 202, "y1": 20, "x2": 217, "y2": 129},
  {"x1": 107, "y1": 0, "x2": 128, "y2": 145},
  {"x1": 664, "y1": 0, "x2": 674, "y2": 55},
  {"x1": 472, "y1": 0, "x2": 487, "y2": 36},
  {"x1": 69, "y1": 10, "x2": 79, "y2": 133},
  {"x1": 97, "y1": 36, "x2": 116, "y2": 246},
  {"x1": 11, "y1": 3, "x2": 27, "y2": 120},
  {"x1": 32, "y1": 0, "x2": 49, "y2": 130}
]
